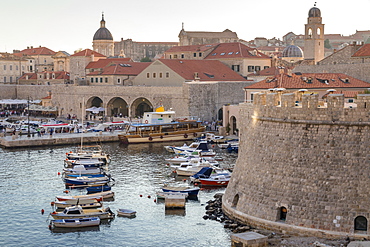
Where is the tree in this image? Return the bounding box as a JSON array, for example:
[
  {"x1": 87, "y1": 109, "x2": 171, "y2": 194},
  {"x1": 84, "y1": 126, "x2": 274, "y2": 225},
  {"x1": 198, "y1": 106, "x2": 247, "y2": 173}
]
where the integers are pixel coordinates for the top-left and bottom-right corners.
[
  {"x1": 324, "y1": 39, "x2": 332, "y2": 49},
  {"x1": 140, "y1": 57, "x2": 151, "y2": 62}
]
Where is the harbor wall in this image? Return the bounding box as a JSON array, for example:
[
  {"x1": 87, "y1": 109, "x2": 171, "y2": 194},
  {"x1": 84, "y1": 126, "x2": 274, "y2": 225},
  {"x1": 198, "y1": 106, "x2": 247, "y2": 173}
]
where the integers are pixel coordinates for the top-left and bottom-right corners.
[{"x1": 223, "y1": 93, "x2": 370, "y2": 238}]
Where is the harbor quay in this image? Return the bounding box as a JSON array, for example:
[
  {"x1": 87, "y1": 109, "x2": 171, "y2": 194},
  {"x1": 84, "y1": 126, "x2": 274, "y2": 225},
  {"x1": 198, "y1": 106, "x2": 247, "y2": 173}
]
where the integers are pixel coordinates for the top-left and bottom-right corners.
[{"x1": 0, "y1": 131, "x2": 119, "y2": 148}]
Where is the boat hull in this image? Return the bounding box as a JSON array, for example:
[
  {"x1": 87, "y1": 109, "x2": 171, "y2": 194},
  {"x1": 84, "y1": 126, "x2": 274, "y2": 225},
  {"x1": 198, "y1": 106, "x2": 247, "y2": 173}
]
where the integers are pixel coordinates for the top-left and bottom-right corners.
[
  {"x1": 198, "y1": 179, "x2": 229, "y2": 187},
  {"x1": 51, "y1": 217, "x2": 100, "y2": 228}
]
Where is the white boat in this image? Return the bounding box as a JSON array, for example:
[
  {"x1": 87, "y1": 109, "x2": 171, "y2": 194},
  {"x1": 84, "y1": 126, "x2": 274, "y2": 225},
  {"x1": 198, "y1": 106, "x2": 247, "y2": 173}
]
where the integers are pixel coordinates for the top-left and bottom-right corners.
[
  {"x1": 165, "y1": 154, "x2": 217, "y2": 165},
  {"x1": 50, "y1": 217, "x2": 100, "y2": 228},
  {"x1": 117, "y1": 209, "x2": 136, "y2": 217},
  {"x1": 64, "y1": 158, "x2": 106, "y2": 168},
  {"x1": 156, "y1": 191, "x2": 188, "y2": 199},
  {"x1": 50, "y1": 205, "x2": 115, "y2": 220},
  {"x1": 175, "y1": 160, "x2": 219, "y2": 176},
  {"x1": 52, "y1": 199, "x2": 102, "y2": 209},
  {"x1": 66, "y1": 146, "x2": 111, "y2": 164},
  {"x1": 63, "y1": 165, "x2": 102, "y2": 175},
  {"x1": 56, "y1": 191, "x2": 115, "y2": 202},
  {"x1": 170, "y1": 158, "x2": 219, "y2": 171},
  {"x1": 172, "y1": 141, "x2": 216, "y2": 157}
]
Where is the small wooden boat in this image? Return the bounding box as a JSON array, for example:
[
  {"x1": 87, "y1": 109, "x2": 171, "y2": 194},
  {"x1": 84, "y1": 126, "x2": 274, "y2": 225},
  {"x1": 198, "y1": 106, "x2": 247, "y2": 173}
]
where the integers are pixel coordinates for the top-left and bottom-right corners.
[
  {"x1": 50, "y1": 205, "x2": 115, "y2": 220},
  {"x1": 86, "y1": 185, "x2": 111, "y2": 194},
  {"x1": 52, "y1": 199, "x2": 102, "y2": 209},
  {"x1": 161, "y1": 186, "x2": 199, "y2": 198},
  {"x1": 50, "y1": 217, "x2": 100, "y2": 228},
  {"x1": 63, "y1": 165, "x2": 102, "y2": 175},
  {"x1": 198, "y1": 174, "x2": 230, "y2": 187},
  {"x1": 63, "y1": 175, "x2": 111, "y2": 186},
  {"x1": 56, "y1": 191, "x2": 115, "y2": 202},
  {"x1": 117, "y1": 209, "x2": 136, "y2": 217},
  {"x1": 156, "y1": 191, "x2": 188, "y2": 199}
]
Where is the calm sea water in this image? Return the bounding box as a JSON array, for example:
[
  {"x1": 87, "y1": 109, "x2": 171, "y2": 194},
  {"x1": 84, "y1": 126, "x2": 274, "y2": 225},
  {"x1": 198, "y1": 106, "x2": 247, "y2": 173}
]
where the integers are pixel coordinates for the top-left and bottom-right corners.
[{"x1": 0, "y1": 141, "x2": 237, "y2": 247}]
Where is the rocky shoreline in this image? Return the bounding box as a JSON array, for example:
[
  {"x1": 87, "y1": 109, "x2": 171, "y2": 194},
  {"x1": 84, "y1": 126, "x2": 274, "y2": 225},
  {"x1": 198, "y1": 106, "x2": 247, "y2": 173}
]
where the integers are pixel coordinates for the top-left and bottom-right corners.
[{"x1": 203, "y1": 193, "x2": 354, "y2": 247}]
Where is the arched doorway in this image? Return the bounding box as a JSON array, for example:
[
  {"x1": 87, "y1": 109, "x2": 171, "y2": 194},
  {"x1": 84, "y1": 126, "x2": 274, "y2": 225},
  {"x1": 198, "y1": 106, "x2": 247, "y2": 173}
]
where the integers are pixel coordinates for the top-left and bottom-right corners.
[
  {"x1": 107, "y1": 97, "x2": 128, "y2": 117},
  {"x1": 131, "y1": 97, "x2": 153, "y2": 118},
  {"x1": 230, "y1": 116, "x2": 237, "y2": 135},
  {"x1": 87, "y1": 96, "x2": 103, "y2": 108},
  {"x1": 355, "y1": 216, "x2": 368, "y2": 232},
  {"x1": 279, "y1": 207, "x2": 287, "y2": 221},
  {"x1": 86, "y1": 96, "x2": 104, "y2": 121},
  {"x1": 218, "y1": 108, "x2": 223, "y2": 122},
  {"x1": 231, "y1": 194, "x2": 239, "y2": 208}
]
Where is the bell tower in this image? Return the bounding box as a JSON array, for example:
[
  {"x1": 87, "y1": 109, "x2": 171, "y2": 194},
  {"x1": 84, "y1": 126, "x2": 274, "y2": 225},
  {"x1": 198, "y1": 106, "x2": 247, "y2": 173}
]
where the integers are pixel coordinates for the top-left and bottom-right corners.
[{"x1": 304, "y1": 3, "x2": 325, "y2": 63}]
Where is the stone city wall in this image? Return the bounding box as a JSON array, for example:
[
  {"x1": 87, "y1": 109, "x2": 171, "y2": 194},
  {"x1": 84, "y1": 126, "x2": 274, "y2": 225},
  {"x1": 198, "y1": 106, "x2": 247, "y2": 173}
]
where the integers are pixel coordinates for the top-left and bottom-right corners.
[{"x1": 223, "y1": 92, "x2": 370, "y2": 238}]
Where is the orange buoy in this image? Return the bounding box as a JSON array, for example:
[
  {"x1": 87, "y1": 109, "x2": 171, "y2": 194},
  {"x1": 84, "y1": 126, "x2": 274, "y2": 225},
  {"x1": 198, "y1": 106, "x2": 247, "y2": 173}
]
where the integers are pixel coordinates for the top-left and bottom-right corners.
[
  {"x1": 183, "y1": 179, "x2": 187, "y2": 182},
  {"x1": 50, "y1": 201, "x2": 55, "y2": 206},
  {"x1": 64, "y1": 190, "x2": 69, "y2": 194},
  {"x1": 140, "y1": 195, "x2": 143, "y2": 197},
  {"x1": 57, "y1": 172, "x2": 60, "y2": 176},
  {"x1": 154, "y1": 199, "x2": 156, "y2": 203},
  {"x1": 41, "y1": 209, "x2": 45, "y2": 215},
  {"x1": 194, "y1": 183, "x2": 198, "y2": 186},
  {"x1": 148, "y1": 195, "x2": 151, "y2": 198}
]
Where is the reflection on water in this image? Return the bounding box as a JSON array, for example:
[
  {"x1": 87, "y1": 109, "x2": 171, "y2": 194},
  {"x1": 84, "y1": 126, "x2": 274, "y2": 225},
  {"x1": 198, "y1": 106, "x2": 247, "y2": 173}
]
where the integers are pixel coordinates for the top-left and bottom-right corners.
[{"x1": 0, "y1": 141, "x2": 237, "y2": 247}]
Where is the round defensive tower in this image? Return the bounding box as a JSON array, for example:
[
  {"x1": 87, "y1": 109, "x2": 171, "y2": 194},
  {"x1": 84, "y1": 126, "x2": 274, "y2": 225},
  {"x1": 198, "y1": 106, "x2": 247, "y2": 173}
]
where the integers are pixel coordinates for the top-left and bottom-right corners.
[{"x1": 223, "y1": 92, "x2": 370, "y2": 238}]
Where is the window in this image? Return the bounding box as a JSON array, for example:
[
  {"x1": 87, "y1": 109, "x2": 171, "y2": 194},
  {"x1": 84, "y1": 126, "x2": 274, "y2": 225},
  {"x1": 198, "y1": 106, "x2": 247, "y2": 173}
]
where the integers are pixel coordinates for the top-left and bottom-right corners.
[
  {"x1": 153, "y1": 73, "x2": 156, "y2": 78},
  {"x1": 255, "y1": 66, "x2": 261, "y2": 71},
  {"x1": 3, "y1": 65, "x2": 6, "y2": 70},
  {"x1": 100, "y1": 78, "x2": 103, "y2": 83},
  {"x1": 193, "y1": 53, "x2": 196, "y2": 57},
  {"x1": 279, "y1": 207, "x2": 287, "y2": 221},
  {"x1": 3, "y1": 77, "x2": 6, "y2": 83},
  {"x1": 264, "y1": 66, "x2": 270, "y2": 70},
  {"x1": 355, "y1": 216, "x2": 368, "y2": 231},
  {"x1": 105, "y1": 78, "x2": 108, "y2": 83},
  {"x1": 166, "y1": 72, "x2": 169, "y2": 78},
  {"x1": 16, "y1": 65, "x2": 18, "y2": 70},
  {"x1": 199, "y1": 52, "x2": 202, "y2": 57},
  {"x1": 174, "y1": 54, "x2": 178, "y2": 58},
  {"x1": 248, "y1": 66, "x2": 255, "y2": 72},
  {"x1": 169, "y1": 55, "x2": 172, "y2": 59},
  {"x1": 228, "y1": 52, "x2": 233, "y2": 55},
  {"x1": 10, "y1": 77, "x2": 12, "y2": 83},
  {"x1": 220, "y1": 53, "x2": 225, "y2": 55},
  {"x1": 211, "y1": 53, "x2": 217, "y2": 56},
  {"x1": 117, "y1": 78, "x2": 121, "y2": 84},
  {"x1": 232, "y1": 65, "x2": 240, "y2": 72},
  {"x1": 235, "y1": 52, "x2": 239, "y2": 55},
  {"x1": 146, "y1": 73, "x2": 150, "y2": 78},
  {"x1": 231, "y1": 194, "x2": 239, "y2": 208},
  {"x1": 95, "y1": 78, "x2": 98, "y2": 83},
  {"x1": 10, "y1": 65, "x2": 12, "y2": 70},
  {"x1": 90, "y1": 78, "x2": 93, "y2": 83},
  {"x1": 181, "y1": 54, "x2": 184, "y2": 58},
  {"x1": 159, "y1": 72, "x2": 163, "y2": 78}
]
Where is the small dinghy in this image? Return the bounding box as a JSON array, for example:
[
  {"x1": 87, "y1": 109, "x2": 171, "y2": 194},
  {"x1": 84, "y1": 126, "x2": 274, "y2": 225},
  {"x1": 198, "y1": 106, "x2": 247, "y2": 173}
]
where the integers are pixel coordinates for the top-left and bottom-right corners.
[
  {"x1": 50, "y1": 217, "x2": 100, "y2": 228},
  {"x1": 117, "y1": 209, "x2": 136, "y2": 217}
]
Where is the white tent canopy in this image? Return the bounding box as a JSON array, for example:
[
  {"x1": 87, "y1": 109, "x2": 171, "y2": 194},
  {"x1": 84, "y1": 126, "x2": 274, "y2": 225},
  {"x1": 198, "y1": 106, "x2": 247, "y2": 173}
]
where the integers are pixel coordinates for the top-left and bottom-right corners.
[{"x1": 85, "y1": 107, "x2": 105, "y2": 114}]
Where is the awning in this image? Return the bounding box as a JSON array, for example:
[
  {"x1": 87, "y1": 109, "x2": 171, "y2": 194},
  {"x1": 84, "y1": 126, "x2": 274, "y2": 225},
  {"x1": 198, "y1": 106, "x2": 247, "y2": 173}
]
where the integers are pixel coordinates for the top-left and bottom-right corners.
[
  {"x1": 86, "y1": 107, "x2": 105, "y2": 114},
  {"x1": 27, "y1": 104, "x2": 58, "y2": 112}
]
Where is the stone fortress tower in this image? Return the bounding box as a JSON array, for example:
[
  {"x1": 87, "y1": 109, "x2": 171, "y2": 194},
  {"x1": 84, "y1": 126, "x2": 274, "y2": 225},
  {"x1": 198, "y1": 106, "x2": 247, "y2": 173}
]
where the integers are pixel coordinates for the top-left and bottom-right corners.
[
  {"x1": 223, "y1": 92, "x2": 370, "y2": 238},
  {"x1": 304, "y1": 3, "x2": 325, "y2": 63},
  {"x1": 92, "y1": 13, "x2": 114, "y2": 57}
]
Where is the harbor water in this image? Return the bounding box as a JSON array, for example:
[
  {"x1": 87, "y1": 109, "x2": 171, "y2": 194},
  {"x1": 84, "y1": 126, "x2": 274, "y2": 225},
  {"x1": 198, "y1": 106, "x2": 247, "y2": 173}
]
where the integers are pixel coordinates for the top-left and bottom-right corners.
[{"x1": 0, "y1": 141, "x2": 238, "y2": 247}]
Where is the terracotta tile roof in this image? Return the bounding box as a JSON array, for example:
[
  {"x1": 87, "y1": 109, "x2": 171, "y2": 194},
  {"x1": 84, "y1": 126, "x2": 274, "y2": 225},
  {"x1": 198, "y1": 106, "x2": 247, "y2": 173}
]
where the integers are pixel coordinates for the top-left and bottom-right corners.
[
  {"x1": 15, "y1": 46, "x2": 56, "y2": 56},
  {"x1": 87, "y1": 62, "x2": 150, "y2": 76},
  {"x1": 19, "y1": 73, "x2": 37, "y2": 80},
  {"x1": 245, "y1": 72, "x2": 370, "y2": 89},
  {"x1": 86, "y1": 58, "x2": 133, "y2": 69},
  {"x1": 158, "y1": 59, "x2": 247, "y2": 81},
  {"x1": 352, "y1": 44, "x2": 370, "y2": 57},
  {"x1": 165, "y1": 44, "x2": 218, "y2": 53},
  {"x1": 71, "y1": 49, "x2": 106, "y2": 57},
  {"x1": 204, "y1": 42, "x2": 270, "y2": 59}
]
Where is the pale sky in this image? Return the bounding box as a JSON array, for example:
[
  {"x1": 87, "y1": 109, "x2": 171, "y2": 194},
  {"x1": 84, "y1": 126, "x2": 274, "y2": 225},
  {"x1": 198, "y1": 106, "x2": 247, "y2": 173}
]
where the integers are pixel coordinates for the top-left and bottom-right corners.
[{"x1": 1, "y1": 0, "x2": 370, "y2": 54}]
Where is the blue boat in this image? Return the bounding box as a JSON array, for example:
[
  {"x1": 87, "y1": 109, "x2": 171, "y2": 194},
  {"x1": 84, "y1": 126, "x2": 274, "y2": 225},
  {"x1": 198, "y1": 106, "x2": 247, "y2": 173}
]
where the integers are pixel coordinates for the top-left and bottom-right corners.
[
  {"x1": 161, "y1": 186, "x2": 200, "y2": 198},
  {"x1": 86, "y1": 185, "x2": 112, "y2": 194},
  {"x1": 190, "y1": 167, "x2": 214, "y2": 182}
]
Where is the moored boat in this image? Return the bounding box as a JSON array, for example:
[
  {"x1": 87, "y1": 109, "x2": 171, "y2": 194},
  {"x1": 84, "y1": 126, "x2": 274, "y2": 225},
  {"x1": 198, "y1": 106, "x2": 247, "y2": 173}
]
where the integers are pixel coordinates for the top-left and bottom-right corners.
[
  {"x1": 161, "y1": 186, "x2": 200, "y2": 198},
  {"x1": 198, "y1": 174, "x2": 230, "y2": 187},
  {"x1": 52, "y1": 199, "x2": 102, "y2": 209},
  {"x1": 118, "y1": 109, "x2": 205, "y2": 144},
  {"x1": 117, "y1": 209, "x2": 136, "y2": 217},
  {"x1": 56, "y1": 191, "x2": 115, "y2": 202},
  {"x1": 50, "y1": 217, "x2": 101, "y2": 228},
  {"x1": 50, "y1": 205, "x2": 114, "y2": 220}
]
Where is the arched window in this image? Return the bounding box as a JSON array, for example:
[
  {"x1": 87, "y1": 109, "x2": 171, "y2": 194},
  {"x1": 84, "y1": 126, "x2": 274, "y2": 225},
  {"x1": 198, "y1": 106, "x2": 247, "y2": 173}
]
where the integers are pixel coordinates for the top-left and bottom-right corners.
[
  {"x1": 232, "y1": 194, "x2": 239, "y2": 208},
  {"x1": 317, "y1": 28, "x2": 321, "y2": 36},
  {"x1": 308, "y1": 28, "x2": 313, "y2": 39},
  {"x1": 279, "y1": 207, "x2": 287, "y2": 221},
  {"x1": 355, "y1": 216, "x2": 368, "y2": 231}
]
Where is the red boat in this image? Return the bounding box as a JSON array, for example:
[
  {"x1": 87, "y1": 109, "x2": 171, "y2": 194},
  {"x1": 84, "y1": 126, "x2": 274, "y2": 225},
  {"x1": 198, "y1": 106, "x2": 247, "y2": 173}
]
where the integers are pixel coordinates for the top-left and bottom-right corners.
[{"x1": 198, "y1": 174, "x2": 230, "y2": 187}]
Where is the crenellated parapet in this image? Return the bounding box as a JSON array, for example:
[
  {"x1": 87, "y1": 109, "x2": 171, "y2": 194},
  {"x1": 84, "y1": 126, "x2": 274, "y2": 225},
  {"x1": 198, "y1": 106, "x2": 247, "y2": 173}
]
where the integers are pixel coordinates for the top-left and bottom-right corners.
[{"x1": 251, "y1": 92, "x2": 370, "y2": 123}]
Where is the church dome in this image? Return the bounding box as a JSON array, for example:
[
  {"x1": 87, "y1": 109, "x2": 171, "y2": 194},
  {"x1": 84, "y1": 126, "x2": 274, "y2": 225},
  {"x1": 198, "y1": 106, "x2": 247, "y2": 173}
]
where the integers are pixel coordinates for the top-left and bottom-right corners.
[
  {"x1": 93, "y1": 14, "x2": 113, "y2": 41},
  {"x1": 282, "y1": 45, "x2": 303, "y2": 57},
  {"x1": 308, "y1": 6, "x2": 321, "y2": 17}
]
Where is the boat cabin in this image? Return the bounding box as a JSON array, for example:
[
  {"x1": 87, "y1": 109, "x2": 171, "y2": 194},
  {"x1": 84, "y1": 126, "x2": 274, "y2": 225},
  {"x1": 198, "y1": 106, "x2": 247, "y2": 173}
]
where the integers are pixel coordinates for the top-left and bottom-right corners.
[{"x1": 142, "y1": 110, "x2": 175, "y2": 124}]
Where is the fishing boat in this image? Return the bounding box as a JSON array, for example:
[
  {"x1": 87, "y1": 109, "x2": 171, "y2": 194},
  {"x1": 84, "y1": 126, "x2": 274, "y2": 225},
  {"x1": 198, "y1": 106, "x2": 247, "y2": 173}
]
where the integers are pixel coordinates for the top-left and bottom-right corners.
[
  {"x1": 86, "y1": 185, "x2": 111, "y2": 194},
  {"x1": 50, "y1": 217, "x2": 101, "y2": 228},
  {"x1": 63, "y1": 165, "x2": 102, "y2": 175},
  {"x1": 50, "y1": 205, "x2": 114, "y2": 220},
  {"x1": 156, "y1": 191, "x2": 189, "y2": 200},
  {"x1": 52, "y1": 199, "x2": 102, "y2": 209},
  {"x1": 66, "y1": 145, "x2": 111, "y2": 165},
  {"x1": 198, "y1": 174, "x2": 231, "y2": 187},
  {"x1": 64, "y1": 158, "x2": 106, "y2": 168},
  {"x1": 117, "y1": 209, "x2": 136, "y2": 217},
  {"x1": 56, "y1": 191, "x2": 115, "y2": 202},
  {"x1": 63, "y1": 175, "x2": 112, "y2": 186},
  {"x1": 190, "y1": 167, "x2": 231, "y2": 183},
  {"x1": 118, "y1": 108, "x2": 205, "y2": 144},
  {"x1": 161, "y1": 186, "x2": 200, "y2": 198}
]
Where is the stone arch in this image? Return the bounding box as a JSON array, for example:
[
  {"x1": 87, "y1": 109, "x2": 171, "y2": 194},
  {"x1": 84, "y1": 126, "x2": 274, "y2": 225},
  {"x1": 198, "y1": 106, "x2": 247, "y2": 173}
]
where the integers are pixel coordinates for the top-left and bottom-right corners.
[
  {"x1": 230, "y1": 115, "x2": 237, "y2": 135},
  {"x1": 86, "y1": 96, "x2": 103, "y2": 108},
  {"x1": 231, "y1": 194, "x2": 239, "y2": 208},
  {"x1": 354, "y1": 216, "x2": 368, "y2": 232},
  {"x1": 106, "y1": 97, "x2": 128, "y2": 117},
  {"x1": 131, "y1": 97, "x2": 153, "y2": 118}
]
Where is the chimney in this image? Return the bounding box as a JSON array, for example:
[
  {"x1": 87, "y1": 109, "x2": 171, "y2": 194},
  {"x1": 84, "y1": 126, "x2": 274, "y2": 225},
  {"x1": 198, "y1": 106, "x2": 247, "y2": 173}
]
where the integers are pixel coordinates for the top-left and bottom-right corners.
[{"x1": 194, "y1": 72, "x2": 200, "y2": 81}]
